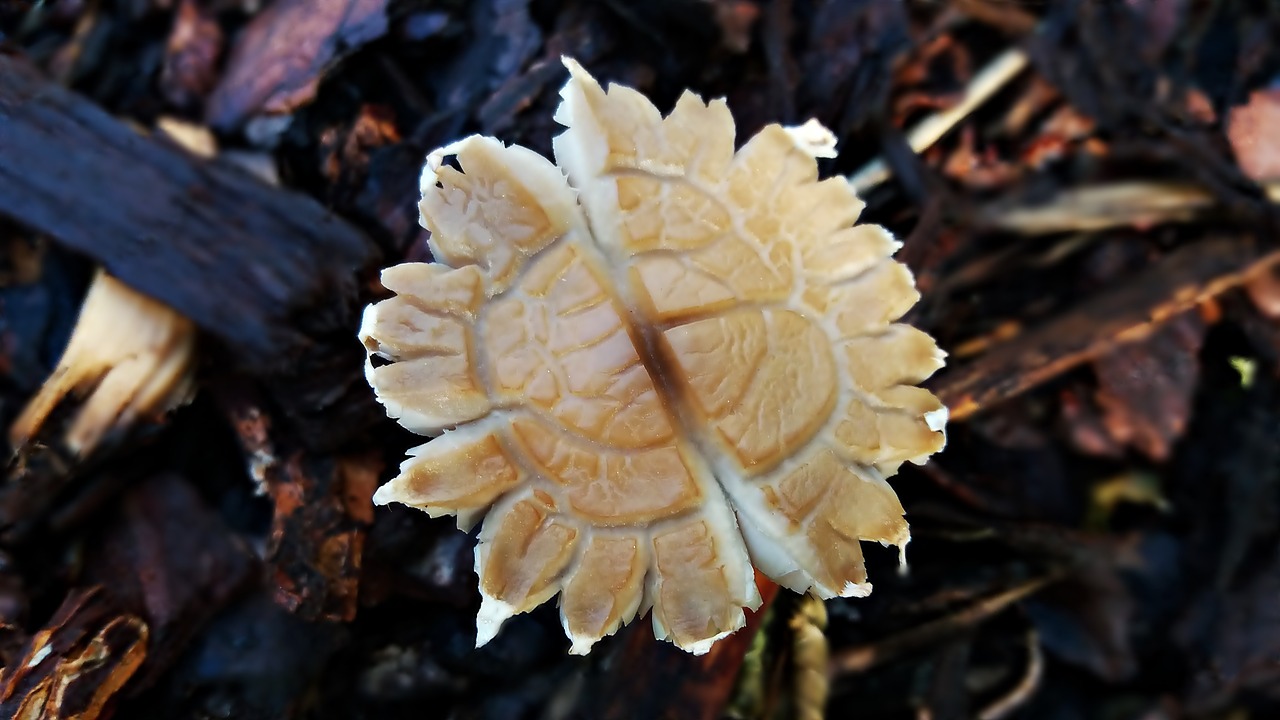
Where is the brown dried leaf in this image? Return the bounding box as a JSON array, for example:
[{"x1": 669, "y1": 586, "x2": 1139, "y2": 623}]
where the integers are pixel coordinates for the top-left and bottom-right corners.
[
  {"x1": 1059, "y1": 386, "x2": 1126, "y2": 459},
  {"x1": 1227, "y1": 87, "x2": 1280, "y2": 183},
  {"x1": 1091, "y1": 310, "x2": 1207, "y2": 460}
]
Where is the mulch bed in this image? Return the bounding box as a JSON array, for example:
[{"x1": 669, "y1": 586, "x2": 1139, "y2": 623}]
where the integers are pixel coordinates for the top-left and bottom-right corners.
[{"x1": 3, "y1": 0, "x2": 1280, "y2": 718}]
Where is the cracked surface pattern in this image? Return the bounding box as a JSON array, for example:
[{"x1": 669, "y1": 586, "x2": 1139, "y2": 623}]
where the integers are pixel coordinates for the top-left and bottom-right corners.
[{"x1": 359, "y1": 59, "x2": 948, "y2": 655}]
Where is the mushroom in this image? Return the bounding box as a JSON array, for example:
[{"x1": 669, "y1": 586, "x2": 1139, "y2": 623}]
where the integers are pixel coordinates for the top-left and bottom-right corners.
[{"x1": 359, "y1": 58, "x2": 948, "y2": 655}]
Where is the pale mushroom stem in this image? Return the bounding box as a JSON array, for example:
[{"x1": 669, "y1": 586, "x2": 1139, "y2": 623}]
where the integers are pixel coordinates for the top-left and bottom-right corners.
[{"x1": 9, "y1": 270, "x2": 197, "y2": 457}]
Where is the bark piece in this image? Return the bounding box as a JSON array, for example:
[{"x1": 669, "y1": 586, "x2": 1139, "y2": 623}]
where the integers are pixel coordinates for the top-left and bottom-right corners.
[
  {"x1": 160, "y1": 0, "x2": 223, "y2": 110},
  {"x1": 937, "y1": 237, "x2": 1280, "y2": 421},
  {"x1": 0, "y1": 53, "x2": 376, "y2": 374},
  {"x1": 84, "y1": 474, "x2": 256, "y2": 689},
  {"x1": 205, "y1": 0, "x2": 389, "y2": 131},
  {"x1": 0, "y1": 587, "x2": 148, "y2": 720},
  {"x1": 223, "y1": 391, "x2": 381, "y2": 622}
]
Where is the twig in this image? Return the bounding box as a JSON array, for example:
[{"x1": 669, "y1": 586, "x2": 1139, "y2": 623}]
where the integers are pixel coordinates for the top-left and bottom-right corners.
[
  {"x1": 850, "y1": 47, "x2": 1030, "y2": 194},
  {"x1": 977, "y1": 629, "x2": 1044, "y2": 720},
  {"x1": 987, "y1": 180, "x2": 1280, "y2": 235},
  {"x1": 828, "y1": 575, "x2": 1054, "y2": 677}
]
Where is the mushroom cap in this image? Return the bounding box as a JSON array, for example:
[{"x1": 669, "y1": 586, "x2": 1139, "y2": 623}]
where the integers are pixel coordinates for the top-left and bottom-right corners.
[{"x1": 359, "y1": 58, "x2": 948, "y2": 655}]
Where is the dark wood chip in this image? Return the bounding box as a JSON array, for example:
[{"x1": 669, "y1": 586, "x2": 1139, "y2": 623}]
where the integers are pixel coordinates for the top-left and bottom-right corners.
[
  {"x1": 205, "y1": 0, "x2": 390, "y2": 131},
  {"x1": 0, "y1": 53, "x2": 378, "y2": 374}
]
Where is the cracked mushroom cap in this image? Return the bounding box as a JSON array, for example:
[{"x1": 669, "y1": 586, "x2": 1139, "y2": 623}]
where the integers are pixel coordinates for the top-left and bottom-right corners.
[{"x1": 359, "y1": 58, "x2": 948, "y2": 656}]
